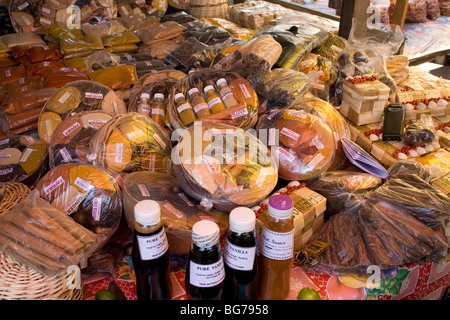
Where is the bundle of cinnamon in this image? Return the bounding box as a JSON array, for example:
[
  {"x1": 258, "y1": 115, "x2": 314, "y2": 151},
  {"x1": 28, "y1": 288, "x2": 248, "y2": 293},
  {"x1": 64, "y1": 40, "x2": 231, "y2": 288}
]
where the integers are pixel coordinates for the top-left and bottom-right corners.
[{"x1": 0, "y1": 190, "x2": 100, "y2": 275}]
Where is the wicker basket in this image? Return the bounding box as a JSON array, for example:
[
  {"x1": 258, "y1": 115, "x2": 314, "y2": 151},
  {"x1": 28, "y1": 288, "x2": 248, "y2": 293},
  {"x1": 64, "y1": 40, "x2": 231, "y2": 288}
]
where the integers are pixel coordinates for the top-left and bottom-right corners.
[
  {"x1": 0, "y1": 182, "x2": 30, "y2": 217},
  {"x1": 0, "y1": 252, "x2": 85, "y2": 300},
  {"x1": 190, "y1": 0, "x2": 226, "y2": 6},
  {"x1": 190, "y1": 3, "x2": 228, "y2": 19}
]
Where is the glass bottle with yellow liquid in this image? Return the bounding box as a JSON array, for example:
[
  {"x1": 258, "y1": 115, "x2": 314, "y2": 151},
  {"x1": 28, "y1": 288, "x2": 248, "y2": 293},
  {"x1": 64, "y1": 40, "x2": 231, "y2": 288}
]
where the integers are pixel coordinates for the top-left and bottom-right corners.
[
  {"x1": 174, "y1": 92, "x2": 197, "y2": 126},
  {"x1": 151, "y1": 93, "x2": 166, "y2": 128},
  {"x1": 203, "y1": 85, "x2": 225, "y2": 114}
]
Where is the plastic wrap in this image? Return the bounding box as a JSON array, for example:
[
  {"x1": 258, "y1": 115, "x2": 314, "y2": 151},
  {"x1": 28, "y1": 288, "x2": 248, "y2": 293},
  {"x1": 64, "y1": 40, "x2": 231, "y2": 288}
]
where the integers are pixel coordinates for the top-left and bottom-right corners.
[
  {"x1": 128, "y1": 69, "x2": 185, "y2": 131},
  {"x1": 187, "y1": 39, "x2": 233, "y2": 71},
  {"x1": 0, "y1": 135, "x2": 48, "y2": 188},
  {"x1": 312, "y1": 32, "x2": 347, "y2": 65},
  {"x1": 200, "y1": 18, "x2": 258, "y2": 40},
  {"x1": 81, "y1": 20, "x2": 127, "y2": 37},
  {"x1": 122, "y1": 171, "x2": 228, "y2": 255},
  {"x1": 117, "y1": 13, "x2": 159, "y2": 31},
  {"x1": 228, "y1": 0, "x2": 288, "y2": 30},
  {"x1": 387, "y1": 159, "x2": 431, "y2": 181},
  {"x1": 311, "y1": 193, "x2": 448, "y2": 275},
  {"x1": 88, "y1": 112, "x2": 173, "y2": 183},
  {"x1": 284, "y1": 94, "x2": 350, "y2": 170},
  {"x1": 11, "y1": 43, "x2": 62, "y2": 65},
  {"x1": 257, "y1": 107, "x2": 335, "y2": 181},
  {"x1": 115, "y1": 0, "x2": 167, "y2": 19},
  {"x1": 134, "y1": 21, "x2": 185, "y2": 45},
  {"x1": 406, "y1": 0, "x2": 429, "y2": 22},
  {"x1": 440, "y1": 0, "x2": 450, "y2": 16},
  {"x1": 136, "y1": 37, "x2": 183, "y2": 60},
  {"x1": 38, "y1": 80, "x2": 126, "y2": 145},
  {"x1": 0, "y1": 64, "x2": 26, "y2": 86},
  {"x1": 88, "y1": 64, "x2": 139, "y2": 90},
  {"x1": 41, "y1": 67, "x2": 89, "y2": 88},
  {"x1": 0, "y1": 31, "x2": 45, "y2": 48},
  {"x1": 34, "y1": 163, "x2": 122, "y2": 250},
  {"x1": 426, "y1": 0, "x2": 441, "y2": 19},
  {"x1": 168, "y1": 68, "x2": 259, "y2": 130},
  {"x1": 296, "y1": 52, "x2": 339, "y2": 101},
  {"x1": 63, "y1": 50, "x2": 121, "y2": 73},
  {"x1": 307, "y1": 171, "x2": 382, "y2": 216},
  {"x1": 3, "y1": 88, "x2": 58, "y2": 115},
  {"x1": 402, "y1": 115, "x2": 436, "y2": 147},
  {"x1": 0, "y1": 189, "x2": 101, "y2": 276},
  {"x1": 49, "y1": 110, "x2": 113, "y2": 169},
  {"x1": 59, "y1": 34, "x2": 105, "y2": 56},
  {"x1": 164, "y1": 36, "x2": 210, "y2": 72},
  {"x1": 9, "y1": 0, "x2": 117, "y2": 33},
  {"x1": 250, "y1": 68, "x2": 310, "y2": 109},
  {"x1": 212, "y1": 34, "x2": 282, "y2": 78},
  {"x1": 334, "y1": 19, "x2": 404, "y2": 104},
  {"x1": 385, "y1": 55, "x2": 409, "y2": 85},
  {"x1": 172, "y1": 122, "x2": 278, "y2": 212}
]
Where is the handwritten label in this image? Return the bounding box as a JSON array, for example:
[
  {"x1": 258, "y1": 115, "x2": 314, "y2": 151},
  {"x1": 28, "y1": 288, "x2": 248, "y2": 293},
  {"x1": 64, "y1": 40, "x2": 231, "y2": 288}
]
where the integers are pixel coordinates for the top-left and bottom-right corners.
[
  {"x1": 62, "y1": 122, "x2": 81, "y2": 136},
  {"x1": 44, "y1": 176, "x2": 65, "y2": 195},
  {"x1": 92, "y1": 197, "x2": 102, "y2": 221}
]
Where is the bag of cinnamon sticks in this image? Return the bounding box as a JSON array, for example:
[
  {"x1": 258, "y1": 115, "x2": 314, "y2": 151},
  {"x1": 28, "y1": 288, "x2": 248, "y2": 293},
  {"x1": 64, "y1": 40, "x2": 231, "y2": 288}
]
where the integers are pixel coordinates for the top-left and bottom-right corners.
[{"x1": 0, "y1": 189, "x2": 102, "y2": 276}]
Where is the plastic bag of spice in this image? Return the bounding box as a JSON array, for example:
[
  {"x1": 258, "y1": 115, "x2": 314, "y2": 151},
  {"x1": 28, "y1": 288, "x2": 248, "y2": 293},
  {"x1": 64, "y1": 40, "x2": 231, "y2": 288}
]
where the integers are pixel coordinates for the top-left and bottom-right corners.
[
  {"x1": 34, "y1": 163, "x2": 122, "y2": 251},
  {"x1": 212, "y1": 34, "x2": 282, "y2": 78},
  {"x1": 172, "y1": 121, "x2": 278, "y2": 212},
  {"x1": 0, "y1": 135, "x2": 48, "y2": 188},
  {"x1": 88, "y1": 112, "x2": 173, "y2": 184},
  {"x1": 440, "y1": 0, "x2": 450, "y2": 16},
  {"x1": 0, "y1": 189, "x2": 101, "y2": 276},
  {"x1": 49, "y1": 111, "x2": 114, "y2": 169},
  {"x1": 38, "y1": 80, "x2": 126, "y2": 145},
  {"x1": 88, "y1": 64, "x2": 139, "y2": 90},
  {"x1": 256, "y1": 107, "x2": 335, "y2": 181},
  {"x1": 426, "y1": 0, "x2": 441, "y2": 19}
]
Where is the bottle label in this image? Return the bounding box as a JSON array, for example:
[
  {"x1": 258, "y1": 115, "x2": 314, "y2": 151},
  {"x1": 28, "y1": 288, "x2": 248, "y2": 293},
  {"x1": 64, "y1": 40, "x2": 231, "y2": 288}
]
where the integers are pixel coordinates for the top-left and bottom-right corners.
[
  {"x1": 259, "y1": 227, "x2": 294, "y2": 261},
  {"x1": 189, "y1": 258, "x2": 225, "y2": 288},
  {"x1": 177, "y1": 102, "x2": 192, "y2": 113},
  {"x1": 207, "y1": 97, "x2": 222, "y2": 109},
  {"x1": 220, "y1": 88, "x2": 234, "y2": 101},
  {"x1": 224, "y1": 240, "x2": 256, "y2": 271},
  {"x1": 152, "y1": 108, "x2": 165, "y2": 116},
  {"x1": 137, "y1": 229, "x2": 169, "y2": 260},
  {"x1": 193, "y1": 102, "x2": 208, "y2": 113}
]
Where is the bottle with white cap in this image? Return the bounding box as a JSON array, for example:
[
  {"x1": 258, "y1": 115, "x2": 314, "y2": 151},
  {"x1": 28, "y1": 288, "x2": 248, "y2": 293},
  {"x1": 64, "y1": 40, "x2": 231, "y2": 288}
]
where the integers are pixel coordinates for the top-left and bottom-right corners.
[
  {"x1": 216, "y1": 78, "x2": 239, "y2": 109},
  {"x1": 151, "y1": 93, "x2": 166, "y2": 127},
  {"x1": 185, "y1": 219, "x2": 225, "y2": 300},
  {"x1": 132, "y1": 200, "x2": 172, "y2": 300},
  {"x1": 222, "y1": 207, "x2": 257, "y2": 300},
  {"x1": 256, "y1": 194, "x2": 294, "y2": 300},
  {"x1": 137, "y1": 92, "x2": 151, "y2": 117}
]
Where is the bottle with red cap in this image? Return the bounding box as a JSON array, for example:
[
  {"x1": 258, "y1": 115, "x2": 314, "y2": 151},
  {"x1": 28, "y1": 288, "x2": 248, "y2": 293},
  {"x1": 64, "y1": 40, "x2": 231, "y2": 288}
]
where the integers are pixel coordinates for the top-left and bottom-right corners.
[
  {"x1": 222, "y1": 207, "x2": 257, "y2": 300},
  {"x1": 256, "y1": 194, "x2": 294, "y2": 300},
  {"x1": 132, "y1": 200, "x2": 173, "y2": 300}
]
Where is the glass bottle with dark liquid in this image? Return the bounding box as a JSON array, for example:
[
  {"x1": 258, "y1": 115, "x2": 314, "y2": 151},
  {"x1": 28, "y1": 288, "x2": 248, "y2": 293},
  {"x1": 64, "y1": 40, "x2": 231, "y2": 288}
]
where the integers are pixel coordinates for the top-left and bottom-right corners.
[
  {"x1": 222, "y1": 207, "x2": 257, "y2": 300},
  {"x1": 185, "y1": 220, "x2": 225, "y2": 300},
  {"x1": 132, "y1": 200, "x2": 173, "y2": 300}
]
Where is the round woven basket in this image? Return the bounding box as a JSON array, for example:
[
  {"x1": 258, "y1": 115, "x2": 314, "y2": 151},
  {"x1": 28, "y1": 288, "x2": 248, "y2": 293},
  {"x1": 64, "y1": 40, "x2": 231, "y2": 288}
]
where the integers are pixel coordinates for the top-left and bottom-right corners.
[
  {"x1": 0, "y1": 182, "x2": 30, "y2": 217},
  {"x1": 190, "y1": 0, "x2": 226, "y2": 6},
  {"x1": 0, "y1": 252, "x2": 85, "y2": 300},
  {"x1": 190, "y1": 3, "x2": 228, "y2": 19}
]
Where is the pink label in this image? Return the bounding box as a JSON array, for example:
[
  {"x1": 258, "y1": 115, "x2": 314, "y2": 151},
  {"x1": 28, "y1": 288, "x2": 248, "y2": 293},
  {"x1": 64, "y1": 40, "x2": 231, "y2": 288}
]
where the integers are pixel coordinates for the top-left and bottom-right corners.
[
  {"x1": 62, "y1": 122, "x2": 81, "y2": 136},
  {"x1": 281, "y1": 127, "x2": 300, "y2": 140},
  {"x1": 85, "y1": 92, "x2": 103, "y2": 99},
  {"x1": 239, "y1": 84, "x2": 251, "y2": 99},
  {"x1": 231, "y1": 108, "x2": 248, "y2": 119},
  {"x1": 138, "y1": 184, "x2": 150, "y2": 197},
  {"x1": 277, "y1": 147, "x2": 296, "y2": 162},
  {"x1": 43, "y1": 176, "x2": 65, "y2": 195},
  {"x1": 92, "y1": 197, "x2": 102, "y2": 221}
]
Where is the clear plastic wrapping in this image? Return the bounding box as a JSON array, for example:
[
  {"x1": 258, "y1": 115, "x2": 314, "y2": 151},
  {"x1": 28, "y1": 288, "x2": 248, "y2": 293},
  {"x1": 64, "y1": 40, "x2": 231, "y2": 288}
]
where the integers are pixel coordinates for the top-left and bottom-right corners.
[
  {"x1": 426, "y1": 0, "x2": 441, "y2": 19},
  {"x1": 172, "y1": 121, "x2": 278, "y2": 212},
  {"x1": 249, "y1": 68, "x2": 310, "y2": 108},
  {"x1": 0, "y1": 189, "x2": 101, "y2": 276},
  {"x1": 87, "y1": 64, "x2": 139, "y2": 90},
  {"x1": 38, "y1": 80, "x2": 127, "y2": 145},
  {"x1": 227, "y1": 0, "x2": 289, "y2": 30},
  {"x1": 122, "y1": 171, "x2": 228, "y2": 255},
  {"x1": 168, "y1": 68, "x2": 259, "y2": 130},
  {"x1": 49, "y1": 110, "x2": 113, "y2": 169},
  {"x1": 88, "y1": 112, "x2": 173, "y2": 183},
  {"x1": 34, "y1": 163, "x2": 123, "y2": 251},
  {"x1": 307, "y1": 171, "x2": 382, "y2": 216},
  {"x1": 115, "y1": 0, "x2": 167, "y2": 19},
  {"x1": 440, "y1": 0, "x2": 450, "y2": 16},
  {"x1": 212, "y1": 34, "x2": 282, "y2": 78},
  {"x1": 257, "y1": 107, "x2": 335, "y2": 181},
  {"x1": 0, "y1": 135, "x2": 48, "y2": 188}
]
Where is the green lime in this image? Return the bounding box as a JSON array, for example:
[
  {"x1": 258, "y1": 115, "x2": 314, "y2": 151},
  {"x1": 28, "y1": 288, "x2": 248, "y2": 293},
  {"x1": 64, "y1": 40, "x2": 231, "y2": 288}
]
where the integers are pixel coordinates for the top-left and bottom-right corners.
[
  {"x1": 297, "y1": 287, "x2": 321, "y2": 300},
  {"x1": 95, "y1": 289, "x2": 116, "y2": 300}
]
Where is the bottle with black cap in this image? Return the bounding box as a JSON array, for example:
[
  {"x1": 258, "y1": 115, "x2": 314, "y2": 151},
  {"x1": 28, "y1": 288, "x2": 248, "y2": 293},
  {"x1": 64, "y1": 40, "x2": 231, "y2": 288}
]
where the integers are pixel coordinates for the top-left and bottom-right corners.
[
  {"x1": 132, "y1": 200, "x2": 172, "y2": 300},
  {"x1": 185, "y1": 220, "x2": 225, "y2": 300},
  {"x1": 222, "y1": 206, "x2": 257, "y2": 300}
]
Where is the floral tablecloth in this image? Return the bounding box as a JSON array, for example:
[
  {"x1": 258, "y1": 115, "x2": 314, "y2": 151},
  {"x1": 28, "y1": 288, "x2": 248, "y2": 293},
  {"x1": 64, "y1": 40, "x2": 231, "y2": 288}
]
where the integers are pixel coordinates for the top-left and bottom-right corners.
[{"x1": 82, "y1": 220, "x2": 450, "y2": 301}]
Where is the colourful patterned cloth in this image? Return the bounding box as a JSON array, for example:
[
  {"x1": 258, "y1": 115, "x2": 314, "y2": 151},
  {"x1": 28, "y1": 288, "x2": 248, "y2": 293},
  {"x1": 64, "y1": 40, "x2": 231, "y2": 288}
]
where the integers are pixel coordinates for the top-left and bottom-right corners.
[{"x1": 83, "y1": 221, "x2": 450, "y2": 300}]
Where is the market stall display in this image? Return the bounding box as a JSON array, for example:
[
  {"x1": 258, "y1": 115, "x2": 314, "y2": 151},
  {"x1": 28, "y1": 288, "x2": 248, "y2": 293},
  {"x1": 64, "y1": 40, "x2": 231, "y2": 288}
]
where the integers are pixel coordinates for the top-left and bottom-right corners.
[{"x1": 0, "y1": 0, "x2": 449, "y2": 302}]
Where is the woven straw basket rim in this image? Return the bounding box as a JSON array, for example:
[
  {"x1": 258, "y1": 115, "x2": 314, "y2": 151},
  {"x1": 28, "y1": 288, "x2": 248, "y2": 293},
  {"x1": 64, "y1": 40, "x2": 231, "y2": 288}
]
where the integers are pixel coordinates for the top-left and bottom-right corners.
[
  {"x1": 0, "y1": 252, "x2": 85, "y2": 300},
  {"x1": 0, "y1": 182, "x2": 30, "y2": 217}
]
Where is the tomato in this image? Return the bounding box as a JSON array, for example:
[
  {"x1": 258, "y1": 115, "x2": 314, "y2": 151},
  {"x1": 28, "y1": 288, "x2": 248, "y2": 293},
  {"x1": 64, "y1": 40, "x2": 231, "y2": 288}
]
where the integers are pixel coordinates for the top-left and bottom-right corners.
[{"x1": 297, "y1": 287, "x2": 321, "y2": 300}]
